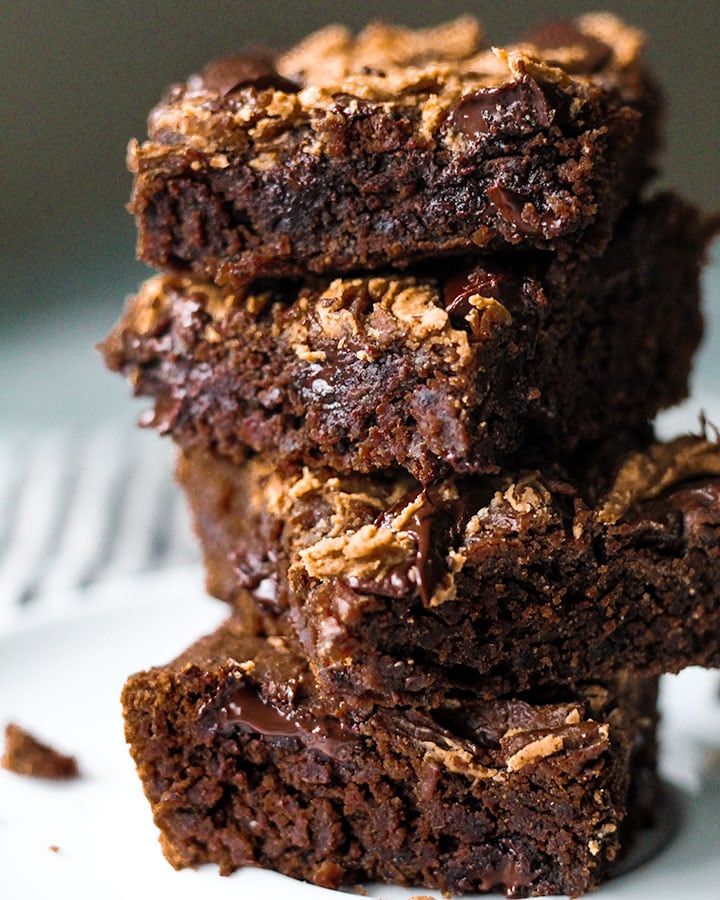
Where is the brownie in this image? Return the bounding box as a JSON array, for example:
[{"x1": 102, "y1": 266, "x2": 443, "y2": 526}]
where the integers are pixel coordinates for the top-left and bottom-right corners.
[
  {"x1": 101, "y1": 193, "x2": 704, "y2": 484},
  {"x1": 128, "y1": 14, "x2": 661, "y2": 285},
  {"x1": 2, "y1": 723, "x2": 79, "y2": 780},
  {"x1": 122, "y1": 618, "x2": 659, "y2": 897},
  {"x1": 177, "y1": 434, "x2": 720, "y2": 706}
]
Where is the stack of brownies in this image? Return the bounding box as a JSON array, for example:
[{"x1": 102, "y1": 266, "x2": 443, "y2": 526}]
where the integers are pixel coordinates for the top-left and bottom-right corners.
[{"x1": 101, "y1": 14, "x2": 720, "y2": 897}]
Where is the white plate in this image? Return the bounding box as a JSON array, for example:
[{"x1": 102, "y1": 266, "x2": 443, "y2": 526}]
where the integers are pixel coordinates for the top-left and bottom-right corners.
[{"x1": 0, "y1": 568, "x2": 719, "y2": 900}]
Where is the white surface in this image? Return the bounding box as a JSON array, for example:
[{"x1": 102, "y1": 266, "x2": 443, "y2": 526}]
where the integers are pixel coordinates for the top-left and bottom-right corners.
[{"x1": 0, "y1": 568, "x2": 719, "y2": 900}]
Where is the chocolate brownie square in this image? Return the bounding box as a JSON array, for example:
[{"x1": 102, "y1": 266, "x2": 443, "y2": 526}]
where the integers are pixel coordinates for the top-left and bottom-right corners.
[
  {"x1": 122, "y1": 619, "x2": 658, "y2": 896},
  {"x1": 101, "y1": 194, "x2": 704, "y2": 483},
  {"x1": 129, "y1": 14, "x2": 661, "y2": 285},
  {"x1": 177, "y1": 434, "x2": 720, "y2": 705}
]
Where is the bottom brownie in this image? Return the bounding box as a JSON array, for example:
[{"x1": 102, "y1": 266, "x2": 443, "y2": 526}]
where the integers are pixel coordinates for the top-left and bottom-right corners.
[{"x1": 122, "y1": 619, "x2": 658, "y2": 898}]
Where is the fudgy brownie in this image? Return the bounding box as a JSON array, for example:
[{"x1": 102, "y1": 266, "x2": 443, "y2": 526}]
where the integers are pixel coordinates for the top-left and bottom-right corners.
[
  {"x1": 177, "y1": 434, "x2": 720, "y2": 706},
  {"x1": 129, "y1": 14, "x2": 661, "y2": 285},
  {"x1": 122, "y1": 619, "x2": 659, "y2": 897},
  {"x1": 101, "y1": 194, "x2": 704, "y2": 483}
]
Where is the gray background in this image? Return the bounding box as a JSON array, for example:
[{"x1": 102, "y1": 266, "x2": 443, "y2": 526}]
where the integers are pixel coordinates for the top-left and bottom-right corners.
[{"x1": 1, "y1": 1, "x2": 718, "y2": 432}]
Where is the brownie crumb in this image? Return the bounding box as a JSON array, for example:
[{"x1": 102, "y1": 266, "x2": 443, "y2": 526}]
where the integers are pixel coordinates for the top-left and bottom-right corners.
[{"x1": 2, "y1": 723, "x2": 80, "y2": 780}]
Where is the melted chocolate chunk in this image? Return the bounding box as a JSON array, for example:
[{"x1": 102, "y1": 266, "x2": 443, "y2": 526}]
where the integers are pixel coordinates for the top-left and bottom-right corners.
[
  {"x1": 487, "y1": 186, "x2": 565, "y2": 238},
  {"x1": 528, "y1": 21, "x2": 612, "y2": 72},
  {"x1": 444, "y1": 267, "x2": 505, "y2": 308},
  {"x1": 627, "y1": 478, "x2": 720, "y2": 540},
  {"x1": 200, "y1": 54, "x2": 300, "y2": 97},
  {"x1": 207, "y1": 682, "x2": 298, "y2": 737},
  {"x1": 387, "y1": 489, "x2": 443, "y2": 604},
  {"x1": 348, "y1": 481, "x2": 496, "y2": 604},
  {"x1": 346, "y1": 487, "x2": 443, "y2": 603},
  {"x1": 474, "y1": 851, "x2": 537, "y2": 893},
  {"x1": 443, "y1": 266, "x2": 522, "y2": 327},
  {"x1": 199, "y1": 680, "x2": 357, "y2": 761},
  {"x1": 453, "y1": 75, "x2": 560, "y2": 138}
]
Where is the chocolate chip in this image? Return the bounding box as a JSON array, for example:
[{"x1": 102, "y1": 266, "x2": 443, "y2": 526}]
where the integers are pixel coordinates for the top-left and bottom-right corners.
[
  {"x1": 526, "y1": 21, "x2": 612, "y2": 72},
  {"x1": 626, "y1": 479, "x2": 720, "y2": 540},
  {"x1": 368, "y1": 488, "x2": 445, "y2": 604},
  {"x1": 198, "y1": 680, "x2": 357, "y2": 761},
  {"x1": 453, "y1": 75, "x2": 558, "y2": 139},
  {"x1": 487, "y1": 186, "x2": 564, "y2": 239},
  {"x1": 674, "y1": 481, "x2": 720, "y2": 537},
  {"x1": 200, "y1": 54, "x2": 300, "y2": 97},
  {"x1": 443, "y1": 267, "x2": 515, "y2": 324},
  {"x1": 348, "y1": 481, "x2": 496, "y2": 604}
]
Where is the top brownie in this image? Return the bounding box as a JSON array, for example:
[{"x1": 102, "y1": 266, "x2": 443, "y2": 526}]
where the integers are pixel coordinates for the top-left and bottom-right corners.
[{"x1": 130, "y1": 14, "x2": 660, "y2": 285}]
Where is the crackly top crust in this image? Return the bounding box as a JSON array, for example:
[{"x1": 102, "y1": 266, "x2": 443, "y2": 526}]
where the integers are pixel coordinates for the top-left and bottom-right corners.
[
  {"x1": 131, "y1": 14, "x2": 647, "y2": 165},
  {"x1": 237, "y1": 434, "x2": 720, "y2": 607},
  {"x1": 599, "y1": 433, "x2": 720, "y2": 523},
  {"x1": 109, "y1": 269, "x2": 478, "y2": 366},
  {"x1": 129, "y1": 13, "x2": 665, "y2": 285}
]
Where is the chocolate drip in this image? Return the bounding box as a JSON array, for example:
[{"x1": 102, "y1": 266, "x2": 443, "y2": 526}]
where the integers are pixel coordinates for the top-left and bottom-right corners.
[
  {"x1": 386, "y1": 488, "x2": 444, "y2": 605},
  {"x1": 199, "y1": 680, "x2": 358, "y2": 761},
  {"x1": 344, "y1": 488, "x2": 441, "y2": 603},
  {"x1": 201, "y1": 54, "x2": 300, "y2": 97},
  {"x1": 474, "y1": 851, "x2": 536, "y2": 893},
  {"x1": 453, "y1": 75, "x2": 562, "y2": 139}
]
